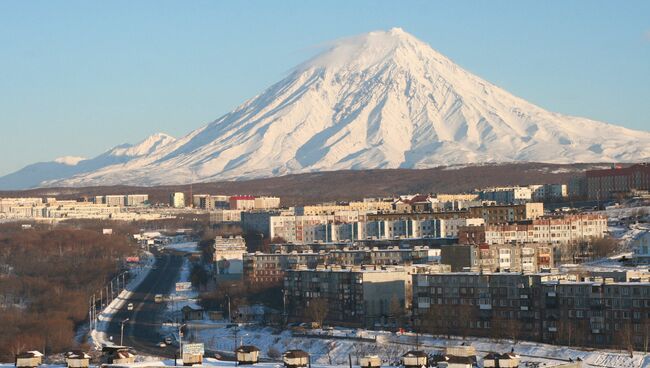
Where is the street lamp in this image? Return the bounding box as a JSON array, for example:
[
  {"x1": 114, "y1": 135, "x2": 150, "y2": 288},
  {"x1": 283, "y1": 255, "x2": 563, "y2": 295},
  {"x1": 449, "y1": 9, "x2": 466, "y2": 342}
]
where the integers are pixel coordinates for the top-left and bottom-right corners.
[
  {"x1": 120, "y1": 318, "x2": 129, "y2": 346},
  {"x1": 226, "y1": 294, "x2": 231, "y2": 323},
  {"x1": 178, "y1": 323, "x2": 187, "y2": 362}
]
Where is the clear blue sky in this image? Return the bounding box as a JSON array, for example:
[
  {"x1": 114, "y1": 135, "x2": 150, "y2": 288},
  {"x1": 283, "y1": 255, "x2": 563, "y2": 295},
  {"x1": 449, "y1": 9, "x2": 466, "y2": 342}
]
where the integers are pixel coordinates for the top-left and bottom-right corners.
[{"x1": 1, "y1": 0, "x2": 649, "y2": 176}]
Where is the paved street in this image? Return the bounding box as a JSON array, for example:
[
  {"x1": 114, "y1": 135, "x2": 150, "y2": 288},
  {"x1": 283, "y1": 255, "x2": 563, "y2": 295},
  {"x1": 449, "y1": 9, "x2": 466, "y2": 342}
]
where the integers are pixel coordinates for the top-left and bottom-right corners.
[{"x1": 105, "y1": 249, "x2": 184, "y2": 357}]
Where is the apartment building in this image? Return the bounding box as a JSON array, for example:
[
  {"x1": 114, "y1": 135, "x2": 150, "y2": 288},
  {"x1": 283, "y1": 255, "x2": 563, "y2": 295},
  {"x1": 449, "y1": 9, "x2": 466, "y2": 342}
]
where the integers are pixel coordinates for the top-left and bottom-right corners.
[
  {"x1": 269, "y1": 213, "x2": 367, "y2": 243},
  {"x1": 586, "y1": 163, "x2": 650, "y2": 200},
  {"x1": 284, "y1": 265, "x2": 417, "y2": 327},
  {"x1": 126, "y1": 194, "x2": 148, "y2": 206},
  {"x1": 468, "y1": 203, "x2": 544, "y2": 225},
  {"x1": 241, "y1": 210, "x2": 282, "y2": 237},
  {"x1": 478, "y1": 186, "x2": 533, "y2": 204},
  {"x1": 412, "y1": 272, "x2": 561, "y2": 342},
  {"x1": 210, "y1": 209, "x2": 243, "y2": 223},
  {"x1": 105, "y1": 195, "x2": 126, "y2": 207},
  {"x1": 539, "y1": 278, "x2": 650, "y2": 347},
  {"x1": 529, "y1": 184, "x2": 568, "y2": 202},
  {"x1": 459, "y1": 214, "x2": 607, "y2": 245},
  {"x1": 192, "y1": 194, "x2": 230, "y2": 210},
  {"x1": 214, "y1": 236, "x2": 248, "y2": 279},
  {"x1": 440, "y1": 243, "x2": 554, "y2": 273},
  {"x1": 298, "y1": 199, "x2": 393, "y2": 216},
  {"x1": 170, "y1": 192, "x2": 186, "y2": 208},
  {"x1": 244, "y1": 246, "x2": 435, "y2": 286},
  {"x1": 254, "y1": 196, "x2": 281, "y2": 210},
  {"x1": 230, "y1": 195, "x2": 256, "y2": 210},
  {"x1": 412, "y1": 270, "x2": 650, "y2": 349}
]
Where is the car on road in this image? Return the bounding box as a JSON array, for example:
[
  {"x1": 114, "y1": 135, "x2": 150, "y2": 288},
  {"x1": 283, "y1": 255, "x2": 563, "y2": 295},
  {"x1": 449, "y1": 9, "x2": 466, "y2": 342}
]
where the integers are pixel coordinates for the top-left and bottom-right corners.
[
  {"x1": 127, "y1": 303, "x2": 134, "y2": 311},
  {"x1": 154, "y1": 294, "x2": 163, "y2": 303},
  {"x1": 157, "y1": 342, "x2": 167, "y2": 348}
]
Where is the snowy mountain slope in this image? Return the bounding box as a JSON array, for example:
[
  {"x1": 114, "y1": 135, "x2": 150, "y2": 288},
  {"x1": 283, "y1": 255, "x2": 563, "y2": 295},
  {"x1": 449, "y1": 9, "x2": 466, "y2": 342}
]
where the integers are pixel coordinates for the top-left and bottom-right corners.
[
  {"x1": 0, "y1": 133, "x2": 175, "y2": 189},
  {"x1": 6, "y1": 28, "x2": 650, "y2": 188}
]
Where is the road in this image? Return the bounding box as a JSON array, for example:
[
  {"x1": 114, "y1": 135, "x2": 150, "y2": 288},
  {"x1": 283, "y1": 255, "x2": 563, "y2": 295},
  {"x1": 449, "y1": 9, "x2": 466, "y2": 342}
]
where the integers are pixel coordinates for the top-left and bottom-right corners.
[{"x1": 105, "y1": 249, "x2": 184, "y2": 357}]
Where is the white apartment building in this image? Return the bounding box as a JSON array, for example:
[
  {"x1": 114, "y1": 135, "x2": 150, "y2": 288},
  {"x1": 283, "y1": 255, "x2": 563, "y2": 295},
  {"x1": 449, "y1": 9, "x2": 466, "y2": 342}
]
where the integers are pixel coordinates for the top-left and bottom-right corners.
[
  {"x1": 105, "y1": 195, "x2": 126, "y2": 207},
  {"x1": 170, "y1": 192, "x2": 185, "y2": 208},
  {"x1": 253, "y1": 196, "x2": 281, "y2": 209},
  {"x1": 478, "y1": 186, "x2": 532, "y2": 203},
  {"x1": 210, "y1": 209, "x2": 242, "y2": 223},
  {"x1": 530, "y1": 184, "x2": 568, "y2": 201},
  {"x1": 214, "y1": 235, "x2": 247, "y2": 276},
  {"x1": 126, "y1": 194, "x2": 148, "y2": 206},
  {"x1": 443, "y1": 217, "x2": 485, "y2": 238}
]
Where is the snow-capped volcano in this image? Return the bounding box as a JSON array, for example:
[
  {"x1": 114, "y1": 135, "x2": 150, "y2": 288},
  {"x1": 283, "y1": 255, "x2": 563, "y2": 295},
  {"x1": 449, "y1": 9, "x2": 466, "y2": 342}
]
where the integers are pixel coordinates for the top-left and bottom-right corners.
[{"x1": 4, "y1": 28, "x2": 650, "y2": 188}]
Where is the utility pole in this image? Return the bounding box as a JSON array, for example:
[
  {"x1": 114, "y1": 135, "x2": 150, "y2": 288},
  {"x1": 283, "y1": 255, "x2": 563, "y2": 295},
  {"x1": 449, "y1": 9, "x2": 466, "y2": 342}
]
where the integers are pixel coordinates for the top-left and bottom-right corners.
[
  {"x1": 282, "y1": 289, "x2": 287, "y2": 325},
  {"x1": 227, "y1": 294, "x2": 232, "y2": 323}
]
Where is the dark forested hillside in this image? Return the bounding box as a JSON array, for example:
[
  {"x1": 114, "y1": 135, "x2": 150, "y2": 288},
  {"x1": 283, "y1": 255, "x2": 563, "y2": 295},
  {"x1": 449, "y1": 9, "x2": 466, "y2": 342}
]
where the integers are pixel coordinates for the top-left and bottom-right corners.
[{"x1": 0, "y1": 223, "x2": 134, "y2": 360}]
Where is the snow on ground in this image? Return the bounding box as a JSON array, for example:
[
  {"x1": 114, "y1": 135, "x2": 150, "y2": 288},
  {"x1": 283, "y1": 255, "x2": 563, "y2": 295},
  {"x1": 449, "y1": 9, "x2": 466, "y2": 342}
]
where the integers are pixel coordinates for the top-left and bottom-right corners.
[
  {"x1": 161, "y1": 255, "x2": 201, "y2": 326},
  {"x1": 89, "y1": 252, "x2": 155, "y2": 348},
  {"x1": 162, "y1": 241, "x2": 199, "y2": 253},
  {"x1": 179, "y1": 325, "x2": 650, "y2": 368}
]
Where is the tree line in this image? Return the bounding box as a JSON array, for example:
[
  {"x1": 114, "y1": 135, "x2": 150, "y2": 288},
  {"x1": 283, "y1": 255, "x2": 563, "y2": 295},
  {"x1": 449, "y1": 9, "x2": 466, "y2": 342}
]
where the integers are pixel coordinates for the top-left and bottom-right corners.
[{"x1": 0, "y1": 222, "x2": 134, "y2": 361}]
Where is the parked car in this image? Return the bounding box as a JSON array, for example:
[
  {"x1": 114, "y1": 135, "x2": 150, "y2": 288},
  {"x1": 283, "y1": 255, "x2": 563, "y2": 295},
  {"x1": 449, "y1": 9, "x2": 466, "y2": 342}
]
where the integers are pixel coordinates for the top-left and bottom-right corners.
[
  {"x1": 157, "y1": 342, "x2": 167, "y2": 348},
  {"x1": 164, "y1": 336, "x2": 173, "y2": 345},
  {"x1": 127, "y1": 303, "x2": 134, "y2": 311}
]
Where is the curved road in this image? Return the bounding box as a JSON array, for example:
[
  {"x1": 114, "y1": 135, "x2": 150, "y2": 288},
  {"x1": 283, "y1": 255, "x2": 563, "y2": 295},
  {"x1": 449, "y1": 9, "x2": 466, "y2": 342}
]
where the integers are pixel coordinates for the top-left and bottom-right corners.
[{"x1": 105, "y1": 249, "x2": 184, "y2": 357}]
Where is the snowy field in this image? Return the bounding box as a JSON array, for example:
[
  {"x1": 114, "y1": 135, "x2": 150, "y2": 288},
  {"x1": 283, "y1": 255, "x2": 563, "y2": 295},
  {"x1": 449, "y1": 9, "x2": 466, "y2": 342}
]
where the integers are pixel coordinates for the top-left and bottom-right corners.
[{"x1": 176, "y1": 324, "x2": 650, "y2": 368}]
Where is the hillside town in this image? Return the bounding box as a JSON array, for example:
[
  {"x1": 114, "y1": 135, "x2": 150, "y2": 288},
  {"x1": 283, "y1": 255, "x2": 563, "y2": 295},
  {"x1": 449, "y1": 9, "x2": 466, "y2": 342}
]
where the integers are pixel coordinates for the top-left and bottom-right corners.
[{"x1": 1, "y1": 164, "x2": 650, "y2": 368}]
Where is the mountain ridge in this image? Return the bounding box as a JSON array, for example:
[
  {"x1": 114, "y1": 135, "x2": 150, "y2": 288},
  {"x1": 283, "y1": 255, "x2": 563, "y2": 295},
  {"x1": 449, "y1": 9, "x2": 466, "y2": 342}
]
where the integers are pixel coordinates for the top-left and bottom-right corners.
[{"x1": 2, "y1": 28, "x2": 649, "y2": 189}]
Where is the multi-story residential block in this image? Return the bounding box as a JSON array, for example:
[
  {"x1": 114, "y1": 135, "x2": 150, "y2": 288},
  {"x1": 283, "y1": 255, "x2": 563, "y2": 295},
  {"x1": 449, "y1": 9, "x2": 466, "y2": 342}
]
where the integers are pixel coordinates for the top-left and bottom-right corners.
[
  {"x1": 298, "y1": 199, "x2": 393, "y2": 216},
  {"x1": 253, "y1": 196, "x2": 281, "y2": 209},
  {"x1": 104, "y1": 195, "x2": 126, "y2": 207},
  {"x1": 529, "y1": 184, "x2": 568, "y2": 202},
  {"x1": 586, "y1": 163, "x2": 650, "y2": 200},
  {"x1": 229, "y1": 195, "x2": 256, "y2": 210},
  {"x1": 478, "y1": 186, "x2": 533, "y2": 204},
  {"x1": 244, "y1": 251, "x2": 328, "y2": 285},
  {"x1": 193, "y1": 194, "x2": 231, "y2": 210},
  {"x1": 242, "y1": 210, "x2": 281, "y2": 237},
  {"x1": 412, "y1": 269, "x2": 650, "y2": 350},
  {"x1": 459, "y1": 214, "x2": 607, "y2": 245},
  {"x1": 126, "y1": 194, "x2": 148, "y2": 206},
  {"x1": 440, "y1": 243, "x2": 554, "y2": 272},
  {"x1": 413, "y1": 272, "x2": 562, "y2": 342},
  {"x1": 244, "y1": 246, "x2": 439, "y2": 286},
  {"x1": 468, "y1": 203, "x2": 544, "y2": 225},
  {"x1": 170, "y1": 192, "x2": 185, "y2": 208},
  {"x1": 285, "y1": 265, "x2": 421, "y2": 327},
  {"x1": 213, "y1": 236, "x2": 248, "y2": 279},
  {"x1": 210, "y1": 209, "x2": 242, "y2": 223}
]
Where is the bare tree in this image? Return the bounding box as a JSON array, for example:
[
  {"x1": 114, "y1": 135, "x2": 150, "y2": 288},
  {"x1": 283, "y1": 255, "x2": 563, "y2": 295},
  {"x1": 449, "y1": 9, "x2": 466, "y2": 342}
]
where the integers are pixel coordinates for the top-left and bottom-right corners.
[
  {"x1": 591, "y1": 237, "x2": 619, "y2": 259},
  {"x1": 305, "y1": 298, "x2": 329, "y2": 328}
]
